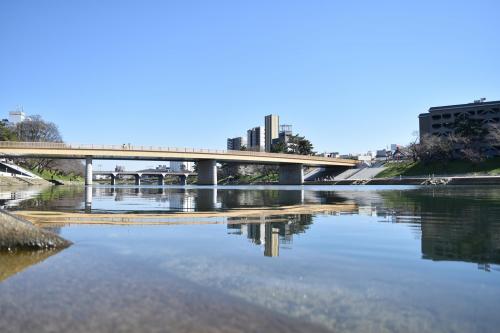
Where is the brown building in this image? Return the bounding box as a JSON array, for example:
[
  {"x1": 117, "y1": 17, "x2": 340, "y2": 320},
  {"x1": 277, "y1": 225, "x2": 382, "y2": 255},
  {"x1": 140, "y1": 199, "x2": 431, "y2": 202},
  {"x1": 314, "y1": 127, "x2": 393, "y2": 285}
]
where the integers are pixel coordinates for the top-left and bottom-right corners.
[
  {"x1": 264, "y1": 114, "x2": 279, "y2": 152},
  {"x1": 419, "y1": 99, "x2": 500, "y2": 140}
]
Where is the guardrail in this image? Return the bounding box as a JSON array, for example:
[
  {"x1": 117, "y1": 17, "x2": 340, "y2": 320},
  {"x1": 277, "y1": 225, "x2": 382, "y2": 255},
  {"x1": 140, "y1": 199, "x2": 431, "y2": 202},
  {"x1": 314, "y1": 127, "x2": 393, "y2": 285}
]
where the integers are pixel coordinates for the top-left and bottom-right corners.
[{"x1": 0, "y1": 141, "x2": 356, "y2": 164}]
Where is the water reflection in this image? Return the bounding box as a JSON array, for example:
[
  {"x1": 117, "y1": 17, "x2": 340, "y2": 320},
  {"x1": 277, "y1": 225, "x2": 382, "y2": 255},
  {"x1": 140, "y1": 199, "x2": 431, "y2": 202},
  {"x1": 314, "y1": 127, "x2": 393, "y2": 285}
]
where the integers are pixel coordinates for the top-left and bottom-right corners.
[
  {"x1": 4, "y1": 185, "x2": 500, "y2": 266},
  {"x1": 0, "y1": 250, "x2": 63, "y2": 282},
  {"x1": 227, "y1": 215, "x2": 315, "y2": 257},
  {"x1": 2, "y1": 185, "x2": 500, "y2": 332}
]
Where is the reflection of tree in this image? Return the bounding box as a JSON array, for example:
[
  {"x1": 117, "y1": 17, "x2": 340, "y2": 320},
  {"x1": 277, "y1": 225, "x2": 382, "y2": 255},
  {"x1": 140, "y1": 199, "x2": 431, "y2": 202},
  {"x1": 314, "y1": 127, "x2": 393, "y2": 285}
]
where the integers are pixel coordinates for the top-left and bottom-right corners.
[
  {"x1": 15, "y1": 186, "x2": 85, "y2": 211},
  {"x1": 379, "y1": 188, "x2": 500, "y2": 265},
  {"x1": 0, "y1": 250, "x2": 64, "y2": 282},
  {"x1": 219, "y1": 190, "x2": 347, "y2": 209}
]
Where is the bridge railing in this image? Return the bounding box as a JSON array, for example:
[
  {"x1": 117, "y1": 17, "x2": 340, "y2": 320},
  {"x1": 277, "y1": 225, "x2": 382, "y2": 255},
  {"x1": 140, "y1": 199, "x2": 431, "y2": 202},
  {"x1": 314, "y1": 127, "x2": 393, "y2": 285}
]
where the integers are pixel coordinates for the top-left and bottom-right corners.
[{"x1": 0, "y1": 141, "x2": 355, "y2": 164}]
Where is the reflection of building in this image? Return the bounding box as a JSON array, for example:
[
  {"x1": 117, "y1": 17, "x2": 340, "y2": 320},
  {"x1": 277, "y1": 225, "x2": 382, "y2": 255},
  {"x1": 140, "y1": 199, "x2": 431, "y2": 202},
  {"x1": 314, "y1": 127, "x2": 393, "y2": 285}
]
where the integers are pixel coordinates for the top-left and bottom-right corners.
[
  {"x1": 247, "y1": 223, "x2": 265, "y2": 245},
  {"x1": 264, "y1": 225, "x2": 280, "y2": 257},
  {"x1": 227, "y1": 213, "x2": 318, "y2": 257},
  {"x1": 168, "y1": 191, "x2": 195, "y2": 211},
  {"x1": 170, "y1": 161, "x2": 194, "y2": 172}
]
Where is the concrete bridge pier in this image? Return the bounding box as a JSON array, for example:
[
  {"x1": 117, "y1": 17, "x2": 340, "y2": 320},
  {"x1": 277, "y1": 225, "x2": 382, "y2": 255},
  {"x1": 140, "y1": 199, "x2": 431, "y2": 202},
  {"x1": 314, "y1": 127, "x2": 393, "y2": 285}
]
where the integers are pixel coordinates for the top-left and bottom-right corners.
[
  {"x1": 279, "y1": 164, "x2": 304, "y2": 185},
  {"x1": 179, "y1": 174, "x2": 187, "y2": 186},
  {"x1": 84, "y1": 185, "x2": 92, "y2": 213},
  {"x1": 157, "y1": 174, "x2": 165, "y2": 186},
  {"x1": 110, "y1": 174, "x2": 117, "y2": 186},
  {"x1": 85, "y1": 157, "x2": 93, "y2": 186},
  {"x1": 135, "y1": 174, "x2": 141, "y2": 186},
  {"x1": 197, "y1": 160, "x2": 217, "y2": 185}
]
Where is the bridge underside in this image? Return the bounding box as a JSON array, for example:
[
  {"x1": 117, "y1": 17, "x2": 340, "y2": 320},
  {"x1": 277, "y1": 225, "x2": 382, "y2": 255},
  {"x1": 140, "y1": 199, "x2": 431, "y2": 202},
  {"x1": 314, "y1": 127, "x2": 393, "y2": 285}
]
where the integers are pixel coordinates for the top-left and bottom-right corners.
[
  {"x1": 86, "y1": 160, "x2": 334, "y2": 186},
  {"x1": 0, "y1": 142, "x2": 356, "y2": 186}
]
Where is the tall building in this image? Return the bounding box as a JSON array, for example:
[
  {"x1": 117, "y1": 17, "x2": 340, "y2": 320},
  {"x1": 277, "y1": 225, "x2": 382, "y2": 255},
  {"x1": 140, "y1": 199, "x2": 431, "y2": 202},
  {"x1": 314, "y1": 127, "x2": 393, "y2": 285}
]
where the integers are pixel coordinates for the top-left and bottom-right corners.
[
  {"x1": 264, "y1": 114, "x2": 279, "y2": 152},
  {"x1": 227, "y1": 136, "x2": 246, "y2": 150},
  {"x1": 419, "y1": 99, "x2": 500, "y2": 139},
  {"x1": 247, "y1": 126, "x2": 265, "y2": 151}
]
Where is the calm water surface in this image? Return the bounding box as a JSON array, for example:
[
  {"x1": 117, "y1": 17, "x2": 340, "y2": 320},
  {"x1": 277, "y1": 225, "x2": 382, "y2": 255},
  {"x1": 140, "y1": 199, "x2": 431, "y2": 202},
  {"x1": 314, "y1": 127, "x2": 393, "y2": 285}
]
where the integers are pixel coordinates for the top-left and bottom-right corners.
[{"x1": 1, "y1": 185, "x2": 499, "y2": 333}]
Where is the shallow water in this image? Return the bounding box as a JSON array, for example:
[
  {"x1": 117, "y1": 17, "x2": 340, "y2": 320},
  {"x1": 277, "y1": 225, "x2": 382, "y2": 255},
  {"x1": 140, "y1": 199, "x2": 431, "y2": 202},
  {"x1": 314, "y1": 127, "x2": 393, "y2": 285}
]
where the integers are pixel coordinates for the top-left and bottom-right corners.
[{"x1": 1, "y1": 185, "x2": 500, "y2": 333}]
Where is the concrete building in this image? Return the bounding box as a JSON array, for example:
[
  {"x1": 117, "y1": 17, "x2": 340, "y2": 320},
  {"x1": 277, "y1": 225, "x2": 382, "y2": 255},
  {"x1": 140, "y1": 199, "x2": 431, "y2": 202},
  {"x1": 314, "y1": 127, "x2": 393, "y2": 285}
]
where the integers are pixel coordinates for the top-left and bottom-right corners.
[
  {"x1": 278, "y1": 124, "x2": 293, "y2": 143},
  {"x1": 227, "y1": 136, "x2": 246, "y2": 151},
  {"x1": 270, "y1": 125, "x2": 293, "y2": 152},
  {"x1": 9, "y1": 108, "x2": 26, "y2": 124},
  {"x1": 247, "y1": 126, "x2": 265, "y2": 151},
  {"x1": 170, "y1": 161, "x2": 194, "y2": 172},
  {"x1": 265, "y1": 114, "x2": 279, "y2": 152},
  {"x1": 419, "y1": 99, "x2": 500, "y2": 140}
]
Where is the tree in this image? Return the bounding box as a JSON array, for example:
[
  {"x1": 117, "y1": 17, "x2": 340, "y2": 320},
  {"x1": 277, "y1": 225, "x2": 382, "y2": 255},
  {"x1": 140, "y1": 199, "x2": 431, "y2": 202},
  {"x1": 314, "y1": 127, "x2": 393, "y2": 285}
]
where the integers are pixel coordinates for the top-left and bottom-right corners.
[
  {"x1": 411, "y1": 134, "x2": 454, "y2": 164},
  {"x1": 15, "y1": 115, "x2": 62, "y2": 142},
  {"x1": 288, "y1": 134, "x2": 315, "y2": 155},
  {"x1": 13, "y1": 115, "x2": 63, "y2": 173},
  {"x1": 271, "y1": 141, "x2": 288, "y2": 153},
  {"x1": 0, "y1": 122, "x2": 17, "y2": 141}
]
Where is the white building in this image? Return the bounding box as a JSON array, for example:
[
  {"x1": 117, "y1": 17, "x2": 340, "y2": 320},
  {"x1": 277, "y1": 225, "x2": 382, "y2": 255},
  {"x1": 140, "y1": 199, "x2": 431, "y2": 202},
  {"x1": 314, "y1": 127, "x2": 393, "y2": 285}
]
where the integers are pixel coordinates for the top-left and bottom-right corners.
[
  {"x1": 170, "y1": 161, "x2": 194, "y2": 172},
  {"x1": 9, "y1": 109, "x2": 26, "y2": 124}
]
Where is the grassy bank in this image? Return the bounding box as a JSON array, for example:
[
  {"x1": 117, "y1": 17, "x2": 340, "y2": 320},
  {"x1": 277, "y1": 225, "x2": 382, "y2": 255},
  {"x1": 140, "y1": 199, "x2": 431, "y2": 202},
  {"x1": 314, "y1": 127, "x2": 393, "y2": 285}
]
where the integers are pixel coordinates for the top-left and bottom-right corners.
[
  {"x1": 219, "y1": 172, "x2": 279, "y2": 185},
  {"x1": 30, "y1": 169, "x2": 84, "y2": 183},
  {"x1": 376, "y1": 158, "x2": 500, "y2": 178}
]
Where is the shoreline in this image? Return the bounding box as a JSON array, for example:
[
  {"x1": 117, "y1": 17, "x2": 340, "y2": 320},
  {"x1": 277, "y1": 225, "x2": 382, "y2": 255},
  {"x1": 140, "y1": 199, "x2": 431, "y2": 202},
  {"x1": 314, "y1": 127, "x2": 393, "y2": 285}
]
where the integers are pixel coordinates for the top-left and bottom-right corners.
[{"x1": 304, "y1": 175, "x2": 500, "y2": 186}]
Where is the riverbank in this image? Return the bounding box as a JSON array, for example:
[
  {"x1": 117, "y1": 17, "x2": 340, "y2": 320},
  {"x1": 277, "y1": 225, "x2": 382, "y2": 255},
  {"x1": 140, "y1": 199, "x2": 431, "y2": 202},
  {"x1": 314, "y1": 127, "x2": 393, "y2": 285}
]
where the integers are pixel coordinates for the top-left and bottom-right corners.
[
  {"x1": 0, "y1": 175, "x2": 51, "y2": 186},
  {"x1": 305, "y1": 175, "x2": 500, "y2": 185},
  {"x1": 0, "y1": 210, "x2": 71, "y2": 250},
  {"x1": 376, "y1": 158, "x2": 500, "y2": 178}
]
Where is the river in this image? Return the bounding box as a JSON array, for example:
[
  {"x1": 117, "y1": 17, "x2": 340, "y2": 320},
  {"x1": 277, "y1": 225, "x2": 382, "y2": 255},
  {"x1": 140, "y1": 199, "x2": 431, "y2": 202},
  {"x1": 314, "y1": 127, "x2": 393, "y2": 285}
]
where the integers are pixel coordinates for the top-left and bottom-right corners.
[{"x1": 1, "y1": 185, "x2": 499, "y2": 333}]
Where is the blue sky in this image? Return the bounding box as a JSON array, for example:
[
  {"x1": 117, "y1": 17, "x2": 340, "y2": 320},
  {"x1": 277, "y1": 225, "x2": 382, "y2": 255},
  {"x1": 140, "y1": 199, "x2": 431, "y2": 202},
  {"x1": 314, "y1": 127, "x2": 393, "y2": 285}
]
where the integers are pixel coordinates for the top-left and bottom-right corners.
[{"x1": 1, "y1": 0, "x2": 499, "y2": 164}]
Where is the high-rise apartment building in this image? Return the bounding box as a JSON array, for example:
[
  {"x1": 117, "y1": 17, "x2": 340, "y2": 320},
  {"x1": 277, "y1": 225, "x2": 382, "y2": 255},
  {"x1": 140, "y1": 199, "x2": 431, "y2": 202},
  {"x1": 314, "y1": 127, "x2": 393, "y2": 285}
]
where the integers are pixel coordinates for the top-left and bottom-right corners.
[
  {"x1": 227, "y1": 137, "x2": 246, "y2": 150},
  {"x1": 264, "y1": 114, "x2": 279, "y2": 152},
  {"x1": 247, "y1": 126, "x2": 265, "y2": 151}
]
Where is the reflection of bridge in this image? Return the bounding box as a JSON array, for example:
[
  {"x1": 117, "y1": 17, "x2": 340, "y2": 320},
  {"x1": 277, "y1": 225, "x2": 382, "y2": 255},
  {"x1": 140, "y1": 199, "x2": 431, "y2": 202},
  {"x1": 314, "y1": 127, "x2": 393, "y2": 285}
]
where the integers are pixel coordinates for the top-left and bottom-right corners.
[
  {"x1": 93, "y1": 171, "x2": 196, "y2": 186},
  {"x1": 0, "y1": 142, "x2": 356, "y2": 185}
]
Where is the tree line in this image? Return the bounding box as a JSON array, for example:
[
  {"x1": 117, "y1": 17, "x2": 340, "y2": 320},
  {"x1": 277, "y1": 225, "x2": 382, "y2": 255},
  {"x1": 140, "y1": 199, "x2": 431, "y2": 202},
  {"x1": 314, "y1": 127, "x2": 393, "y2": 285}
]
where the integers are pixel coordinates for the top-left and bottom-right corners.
[
  {"x1": 408, "y1": 115, "x2": 500, "y2": 164},
  {"x1": 270, "y1": 134, "x2": 315, "y2": 155},
  {"x1": 0, "y1": 115, "x2": 84, "y2": 177}
]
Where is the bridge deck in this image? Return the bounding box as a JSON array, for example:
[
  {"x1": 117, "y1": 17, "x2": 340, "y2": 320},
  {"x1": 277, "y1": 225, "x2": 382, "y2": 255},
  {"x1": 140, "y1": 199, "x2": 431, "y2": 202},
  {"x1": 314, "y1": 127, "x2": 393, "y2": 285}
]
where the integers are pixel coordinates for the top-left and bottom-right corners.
[
  {"x1": 0, "y1": 142, "x2": 356, "y2": 167},
  {"x1": 94, "y1": 171, "x2": 196, "y2": 176}
]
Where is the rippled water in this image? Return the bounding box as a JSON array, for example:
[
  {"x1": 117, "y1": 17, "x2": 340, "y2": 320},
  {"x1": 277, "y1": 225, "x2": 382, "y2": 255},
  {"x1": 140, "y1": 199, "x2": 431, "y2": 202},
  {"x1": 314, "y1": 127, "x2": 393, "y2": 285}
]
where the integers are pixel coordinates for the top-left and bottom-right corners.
[{"x1": 1, "y1": 185, "x2": 500, "y2": 333}]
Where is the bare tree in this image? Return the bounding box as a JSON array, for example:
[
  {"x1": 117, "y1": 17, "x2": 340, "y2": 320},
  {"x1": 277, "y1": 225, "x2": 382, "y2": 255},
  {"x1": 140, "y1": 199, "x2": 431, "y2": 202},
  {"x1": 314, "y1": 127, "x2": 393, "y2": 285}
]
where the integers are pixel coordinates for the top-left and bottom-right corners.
[
  {"x1": 15, "y1": 115, "x2": 62, "y2": 142},
  {"x1": 14, "y1": 115, "x2": 63, "y2": 173}
]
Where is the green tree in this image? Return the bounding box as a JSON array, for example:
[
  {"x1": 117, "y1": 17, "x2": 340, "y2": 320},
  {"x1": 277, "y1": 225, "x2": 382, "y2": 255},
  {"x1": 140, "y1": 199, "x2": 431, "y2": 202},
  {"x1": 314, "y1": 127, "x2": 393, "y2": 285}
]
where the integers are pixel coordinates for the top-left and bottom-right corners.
[
  {"x1": 271, "y1": 141, "x2": 288, "y2": 153},
  {"x1": 0, "y1": 122, "x2": 17, "y2": 141},
  {"x1": 288, "y1": 134, "x2": 315, "y2": 155}
]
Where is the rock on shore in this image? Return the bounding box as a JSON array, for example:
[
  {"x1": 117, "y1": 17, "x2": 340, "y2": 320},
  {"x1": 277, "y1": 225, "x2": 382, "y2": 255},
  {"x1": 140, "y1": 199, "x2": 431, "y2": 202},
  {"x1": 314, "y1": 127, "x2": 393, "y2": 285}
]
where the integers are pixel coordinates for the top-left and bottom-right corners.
[{"x1": 0, "y1": 211, "x2": 71, "y2": 251}]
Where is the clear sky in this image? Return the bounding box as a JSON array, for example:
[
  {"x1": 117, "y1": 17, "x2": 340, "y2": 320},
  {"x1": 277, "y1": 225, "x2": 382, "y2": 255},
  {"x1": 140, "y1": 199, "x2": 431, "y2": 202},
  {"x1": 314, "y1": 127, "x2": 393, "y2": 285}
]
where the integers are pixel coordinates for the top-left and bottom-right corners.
[{"x1": 1, "y1": 0, "x2": 499, "y2": 167}]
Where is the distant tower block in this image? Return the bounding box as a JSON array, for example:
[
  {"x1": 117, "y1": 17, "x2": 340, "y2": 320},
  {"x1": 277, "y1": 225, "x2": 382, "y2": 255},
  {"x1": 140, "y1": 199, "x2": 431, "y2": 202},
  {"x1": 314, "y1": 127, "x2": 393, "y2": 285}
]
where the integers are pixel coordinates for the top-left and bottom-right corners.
[{"x1": 265, "y1": 114, "x2": 279, "y2": 152}]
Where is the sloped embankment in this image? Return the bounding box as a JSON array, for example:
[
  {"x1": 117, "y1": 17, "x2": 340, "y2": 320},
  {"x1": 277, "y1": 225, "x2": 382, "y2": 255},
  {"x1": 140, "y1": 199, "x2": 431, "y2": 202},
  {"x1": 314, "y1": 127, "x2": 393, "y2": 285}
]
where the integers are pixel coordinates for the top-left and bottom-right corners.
[{"x1": 0, "y1": 211, "x2": 71, "y2": 251}]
